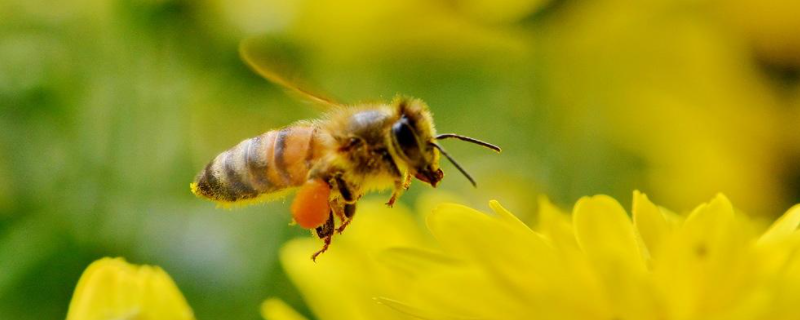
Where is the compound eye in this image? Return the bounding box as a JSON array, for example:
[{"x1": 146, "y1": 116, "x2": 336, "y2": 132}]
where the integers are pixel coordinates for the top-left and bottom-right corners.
[{"x1": 392, "y1": 117, "x2": 421, "y2": 161}]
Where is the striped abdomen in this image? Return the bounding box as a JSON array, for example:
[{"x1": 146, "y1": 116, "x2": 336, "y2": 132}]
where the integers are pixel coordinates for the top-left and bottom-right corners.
[{"x1": 192, "y1": 125, "x2": 324, "y2": 203}]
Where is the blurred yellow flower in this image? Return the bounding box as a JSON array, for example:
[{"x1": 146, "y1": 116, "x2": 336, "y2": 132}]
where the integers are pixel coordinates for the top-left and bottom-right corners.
[
  {"x1": 266, "y1": 192, "x2": 800, "y2": 320},
  {"x1": 66, "y1": 257, "x2": 195, "y2": 320},
  {"x1": 538, "y1": 0, "x2": 792, "y2": 215},
  {"x1": 725, "y1": 0, "x2": 800, "y2": 67}
]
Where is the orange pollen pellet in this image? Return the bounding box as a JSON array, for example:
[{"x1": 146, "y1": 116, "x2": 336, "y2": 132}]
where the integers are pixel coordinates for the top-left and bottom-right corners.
[{"x1": 291, "y1": 179, "x2": 331, "y2": 229}]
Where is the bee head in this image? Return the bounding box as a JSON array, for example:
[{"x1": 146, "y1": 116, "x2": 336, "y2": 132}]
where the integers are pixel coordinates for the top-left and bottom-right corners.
[
  {"x1": 389, "y1": 97, "x2": 501, "y2": 188},
  {"x1": 389, "y1": 97, "x2": 444, "y2": 187}
]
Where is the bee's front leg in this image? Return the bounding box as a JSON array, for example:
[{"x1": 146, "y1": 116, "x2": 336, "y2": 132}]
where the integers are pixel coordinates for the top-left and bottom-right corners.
[
  {"x1": 386, "y1": 173, "x2": 412, "y2": 207},
  {"x1": 403, "y1": 173, "x2": 413, "y2": 190}
]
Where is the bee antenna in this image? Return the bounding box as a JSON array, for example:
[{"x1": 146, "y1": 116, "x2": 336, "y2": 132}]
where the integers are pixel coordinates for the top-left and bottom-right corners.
[
  {"x1": 435, "y1": 134, "x2": 502, "y2": 153},
  {"x1": 430, "y1": 142, "x2": 477, "y2": 188}
]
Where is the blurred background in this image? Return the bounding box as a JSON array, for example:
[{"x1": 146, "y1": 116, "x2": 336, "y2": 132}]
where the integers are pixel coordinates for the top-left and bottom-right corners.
[{"x1": 1, "y1": 0, "x2": 799, "y2": 318}]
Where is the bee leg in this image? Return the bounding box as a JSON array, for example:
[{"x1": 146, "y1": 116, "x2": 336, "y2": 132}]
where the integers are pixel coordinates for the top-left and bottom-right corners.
[
  {"x1": 386, "y1": 190, "x2": 400, "y2": 207},
  {"x1": 331, "y1": 198, "x2": 346, "y2": 224},
  {"x1": 386, "y1": 174, "x2": 411, "y2": 207},
  {"x1": 333, "y1": 176, "x2": 357, "y2": 234},
  {"x1": 311, "y1": 211, "x2": 335, "y2": 262},
  {"x1": 337, "y1": 203, "x2": 356, "y2": 234}
]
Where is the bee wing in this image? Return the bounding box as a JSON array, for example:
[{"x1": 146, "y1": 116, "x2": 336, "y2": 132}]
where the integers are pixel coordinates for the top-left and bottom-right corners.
[{"x1": 239, "y1": 36, "x2": 344, "y2": 110}]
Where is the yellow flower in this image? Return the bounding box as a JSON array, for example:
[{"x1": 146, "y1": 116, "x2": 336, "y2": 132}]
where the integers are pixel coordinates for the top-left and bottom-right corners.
[
  {"x1": 66, "y1": 257, "x2": 195, "y2": 320},
  {"x1": 265, "y1": 192, "x2": 800, "y2": 320},
  {"x1": 263, "y1": 200, "x2": 429, "y2": 320}
]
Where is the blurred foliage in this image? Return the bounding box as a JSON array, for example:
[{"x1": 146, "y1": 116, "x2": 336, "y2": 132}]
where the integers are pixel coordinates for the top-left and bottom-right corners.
[{"x1": 0, "y1": 0, "x2": 799, "y2": 319}]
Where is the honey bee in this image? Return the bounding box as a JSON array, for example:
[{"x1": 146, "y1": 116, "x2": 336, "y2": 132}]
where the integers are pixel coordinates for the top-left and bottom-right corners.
[{"x1": 190, "y1": 38, "x2": 501, "y2": 261}]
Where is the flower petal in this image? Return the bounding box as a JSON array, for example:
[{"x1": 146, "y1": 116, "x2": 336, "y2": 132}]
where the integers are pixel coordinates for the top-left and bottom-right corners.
[
  {"x1": 279, "y1": 201, "x2": 424, "y2": 320},
  {"x1": 572, "y1": 195, "x2": 654, "y2": 319},
  {"x1": 761, "y1": 238, "x2": 800, "y2": 319},
  {"x1": 573, "y1": 195, "x2": 646, "y2": 273},
  {"x1": 632, "y1": 191, "x2": 672, "y2": 262},
  {"x1": 536, "y1": 195, "x2": 578, "y2": 249},
  {"x1": 425, "y1": 202, "x2": 605, "y2": 318},
  {"x1": 374, "y1": 297, "x2": 477, "y2": 320},
  {"x1": 261, "y1": 298, "x2": 310, "y2": 320},
  {"x1": 375, "y1": 246, "x2": 462, "y2": 277},
  {"x1": 341, "y1": 200, "x2": 425, "y2": 253},
  {"x1": 758, "y1": 204, "x2": 800, "y2": 245},
  {"x1": 396, "y1": 266, "x2": 524, "y2": 319},
  {"x1": 415, "y1": 190, "x2": 469, "y2": 220},
  {"x1": 489, "y1": 199, "x2": 533, "y2": 232},
  {"x1": 66, "y1": 257, "x2": 194, "y2": 320},
  {"x1": 426, "y1": 203, "x2": 560, "y2": 286},
  {"x1": 280, "y1": 239, "x2": 375, "y2": 320},
  {"x1": 653, "y1": 194, "x2": 757, "y2": 319}
]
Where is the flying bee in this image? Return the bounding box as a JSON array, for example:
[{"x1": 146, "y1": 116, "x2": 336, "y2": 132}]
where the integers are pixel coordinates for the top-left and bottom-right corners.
[{"x1": 190, "y1": 37, "x2": 501, "y2": 261}]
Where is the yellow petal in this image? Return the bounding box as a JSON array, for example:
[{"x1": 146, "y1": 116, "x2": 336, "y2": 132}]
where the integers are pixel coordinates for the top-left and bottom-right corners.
[
  {"x1": 405, "y1": 262, "x2": 605, "y2": 320},
  {"x1": 758, "y1": 204, "x2": 800, "y2": 245},
  {"x1": 415, "y1": 190, "x2": 469, "y2": 220},
  {"x1": 399, "y1": 265, "x2": 523, "y2": 319},
  {"x1": 572, "y1": 195, "x2": 654, "y2": 319},
  {"x1": 261, "y1": 298, "x2": 309, "y2": 320},
  {"x1": 683, "y1": 194, "x2": 735, "y2": 227},
  {"x1": 279, "y1": 201, "x2": 424, "y2": 320},
  {"x1": 632, "y1": 191, "x2": 671, "y2": 262},
  {"x1": 677, "y1": 194, "x2": 751, "y2": 258},
  {"x1": 340, "y1": 200, "x2": 425, "y2": 253},
  {"x1": 753, "y1": 230, "x2": 800, "y2": 303},
  {"x1": 280, "y1": 239, "x2": 365, "y2": 320},
  {"x1": 536, "y1": 195, "x2": 578, "y2": 250},
  {"x1": 762, "y1": 237, "x2": 800, "y2": 319},
  {"x1": 426, "y1": 203, "x2": 560, "y2": 284},
  {"x1": 653, "y1": 194, "x2": 757, "y2": 319},
  {"x1": 425, "y1": 203, "x2": 605, "y2": 318},
  {"x1": 280, "y1": 238, "x2": 407, "y2": 320},
  {"x1": 375, "y1": 246, "x2": 462, "y2": 277},
  {"x1": 66, "y1": 257, "x2": 194, "y2": 320},
  {"x1": 489, "y1": 200, "x2": 532, "y2": 232},
  {"x1": 573, "y1": 195, "x2": 646, "y2": 273},
  {"x1": 374, "y1": 297, "x2": 475, "y2": 320}
]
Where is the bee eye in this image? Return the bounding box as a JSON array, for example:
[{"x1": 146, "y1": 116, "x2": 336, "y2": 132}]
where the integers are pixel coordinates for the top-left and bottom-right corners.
[{"x1": 392, "y1": 117, "x2": 421, "y2": 161}]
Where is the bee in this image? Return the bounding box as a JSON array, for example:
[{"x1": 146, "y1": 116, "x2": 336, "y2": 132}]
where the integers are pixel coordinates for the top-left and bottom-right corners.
[{"x1": 190, "y1": 38, "x2": 501, "y2": 261}]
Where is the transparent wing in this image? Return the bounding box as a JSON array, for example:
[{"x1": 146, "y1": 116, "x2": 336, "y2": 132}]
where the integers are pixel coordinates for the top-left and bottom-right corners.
[{"x1": 239, "y1": 36, "x2": 344, "y2": 110}]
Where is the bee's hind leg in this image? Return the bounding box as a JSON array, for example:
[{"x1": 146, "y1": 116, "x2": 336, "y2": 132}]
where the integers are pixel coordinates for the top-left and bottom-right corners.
[
  {"x1": 331, "y1": 198, "x2": 346, "y2": 224},
  {"x1": 337, "y1": 203, "x2": 356, "y2": 234},
  {"x1": 333, "y1": 176, "x2": 357, "y2": 234},
  {"x1": 311, "y1": 211, "x2": 335, "y2": 262}
]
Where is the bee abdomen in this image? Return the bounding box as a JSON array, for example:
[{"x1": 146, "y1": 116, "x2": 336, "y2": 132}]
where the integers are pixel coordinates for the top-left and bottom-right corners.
[{"x1": 192, "y1": 126, "x2": 319, "y2": 203}]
